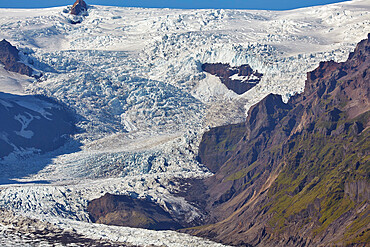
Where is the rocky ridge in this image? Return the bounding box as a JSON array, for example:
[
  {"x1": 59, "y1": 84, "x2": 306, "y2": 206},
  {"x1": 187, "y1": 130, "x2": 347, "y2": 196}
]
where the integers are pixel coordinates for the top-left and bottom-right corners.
[
  {"x1": 70, "y1": 0, "x2": 88, "y2": 16},
  {"x1": 183, "y1": 34, "x2": 370, "y2": 246},
  {"x1": 0, "y1": 39, "x2": 34, "y2": 77}
]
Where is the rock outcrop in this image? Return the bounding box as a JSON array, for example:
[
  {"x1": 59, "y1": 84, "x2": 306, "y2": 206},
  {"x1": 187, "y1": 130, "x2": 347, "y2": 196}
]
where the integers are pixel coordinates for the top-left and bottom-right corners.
[
  {"x1": 182, "y1": 34, "x2": 370, "y2": 246},
  {"x1": 0, "y1": 39, "x2": 34, "y2": 77},
  {"x1": 70, "y1": 0, "x2": 88, "y2": 16},
  {"x1": 87, "y1": 193, "x2": 182, "y2": 230},
  {"x1": 202, "y1": 63, "x2": 263, "y2": 95}
]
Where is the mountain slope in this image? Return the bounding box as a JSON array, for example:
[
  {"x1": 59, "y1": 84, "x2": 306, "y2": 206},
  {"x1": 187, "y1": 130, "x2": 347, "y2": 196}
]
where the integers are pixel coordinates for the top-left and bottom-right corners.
[
  {"x1": 184, "y1": 34, "x2": 370, "y2": 246},
  {"x1": 0, "y1": 1, "x2": 369, "y2": 246},
  {"x1": 0, "y1": 39, "x2": 34, "y2": 77}
]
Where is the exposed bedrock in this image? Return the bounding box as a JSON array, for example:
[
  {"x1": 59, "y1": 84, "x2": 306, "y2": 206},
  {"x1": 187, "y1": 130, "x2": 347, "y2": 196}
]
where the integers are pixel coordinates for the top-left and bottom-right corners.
[
  {"x1": 70, "y1": 0, "x2": 88, "y2": 16},
  {"x1": 87, "y1": 193, "x2": 183, "y2": 230},
  {"x1": 181, "y1": 34, "x2": 370, "y2": 246},
  {"x1": 0, "y1": 39, "x2": 34, "y2": 77},
  {"x1": 202, "y1": 63, "x2": 263, "y2": 95}
]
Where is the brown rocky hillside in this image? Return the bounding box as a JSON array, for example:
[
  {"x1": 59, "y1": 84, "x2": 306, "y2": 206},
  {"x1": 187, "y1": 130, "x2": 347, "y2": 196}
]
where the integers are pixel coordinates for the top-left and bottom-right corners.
[
  {"x1": 0, "y1": 39, "x2": 34, "y2": 77},
  {"x1": 182, "y1": 34, "x2": 370, "y2": 246}
]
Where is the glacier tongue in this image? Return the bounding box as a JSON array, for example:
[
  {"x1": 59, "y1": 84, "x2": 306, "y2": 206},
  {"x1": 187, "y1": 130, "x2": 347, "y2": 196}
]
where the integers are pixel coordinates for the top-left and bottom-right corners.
[{"x1": 0, "y1": 0, "x2": 369, "y2": 246}]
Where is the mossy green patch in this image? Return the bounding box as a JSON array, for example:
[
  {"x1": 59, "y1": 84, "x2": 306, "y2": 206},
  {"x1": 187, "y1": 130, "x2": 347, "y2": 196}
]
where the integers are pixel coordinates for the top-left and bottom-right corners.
[
  {"x1": 226, "y1": 161, "x2": 259, "y2": 181},
  {"x1": 266, "y1": 110, "x2": 369, "y2": 244}
]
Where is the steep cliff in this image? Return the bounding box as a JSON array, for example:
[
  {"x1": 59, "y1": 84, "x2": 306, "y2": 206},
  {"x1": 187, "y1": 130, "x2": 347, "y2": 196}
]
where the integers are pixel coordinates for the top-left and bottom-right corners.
[
  {"x1": 0, "y1": 39, "x2": 34, "y2": 77},
  {"x1": 184, "y1": 34, "x2": 370, "y2": 246}
]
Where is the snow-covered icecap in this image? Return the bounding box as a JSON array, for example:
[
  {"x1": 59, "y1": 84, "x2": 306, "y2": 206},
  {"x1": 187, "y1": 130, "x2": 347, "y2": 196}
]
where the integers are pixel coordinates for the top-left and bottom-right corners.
[{"x1": 0, "y1": 0, "x2": 369, "y2": 245}]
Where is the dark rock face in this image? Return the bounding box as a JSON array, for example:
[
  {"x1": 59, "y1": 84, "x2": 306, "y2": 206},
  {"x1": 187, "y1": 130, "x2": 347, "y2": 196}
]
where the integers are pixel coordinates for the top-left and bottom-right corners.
[
  {"x1": 202, "y1": 63, "x2": 263, "y2": 95},
  {"x1": 183, "y1": 34, "x2": 370, "y2": 246},
  {"x1": 0, "y1": 93, "x2": 77, "y2": 159},
  {"x1": 0, "y1": 39, "x2": 34, "y2": 77},
  {"x1": 87, "y1": 193, "x2": 182, "y2": 230},
  {"x1": 70, "y1": 0, "x2": 88, "y2": 15},
  {"x1": 198, "y1": 122, "x2": 246, "y2": 173}
]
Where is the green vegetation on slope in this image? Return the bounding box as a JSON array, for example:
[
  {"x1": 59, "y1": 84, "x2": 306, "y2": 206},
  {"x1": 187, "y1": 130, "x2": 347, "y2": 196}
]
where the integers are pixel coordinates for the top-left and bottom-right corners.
[{"x1": 267, "y1": 108, "x2": 369, "y2": 244}]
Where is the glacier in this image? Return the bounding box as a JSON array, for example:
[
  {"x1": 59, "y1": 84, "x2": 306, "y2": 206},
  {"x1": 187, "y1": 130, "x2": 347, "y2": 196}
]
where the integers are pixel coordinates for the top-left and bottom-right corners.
[{"x1": 0, "y1": 0, "x2": 369, "y2": 246}]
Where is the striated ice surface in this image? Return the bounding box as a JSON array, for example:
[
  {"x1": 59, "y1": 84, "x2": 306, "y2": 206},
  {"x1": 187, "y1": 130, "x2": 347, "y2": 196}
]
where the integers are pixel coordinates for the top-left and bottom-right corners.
[
  {"x1": 0, "y1": 0, "x2": 369, "y2": 245},
  {"x1": 0, "y1": 209, "x2": 228, "y2": 246}
]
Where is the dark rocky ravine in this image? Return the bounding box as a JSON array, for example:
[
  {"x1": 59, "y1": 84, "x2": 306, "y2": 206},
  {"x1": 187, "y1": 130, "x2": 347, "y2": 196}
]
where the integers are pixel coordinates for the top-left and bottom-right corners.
[{"x1": 181, "y1": 34, "x2": 370, "y2": 246}]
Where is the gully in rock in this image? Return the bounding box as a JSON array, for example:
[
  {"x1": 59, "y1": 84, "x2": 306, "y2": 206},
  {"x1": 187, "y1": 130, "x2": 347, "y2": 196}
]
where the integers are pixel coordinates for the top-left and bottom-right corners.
[{"x1": 181, "y1": 34, "x2": 370, "y2": 247}]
